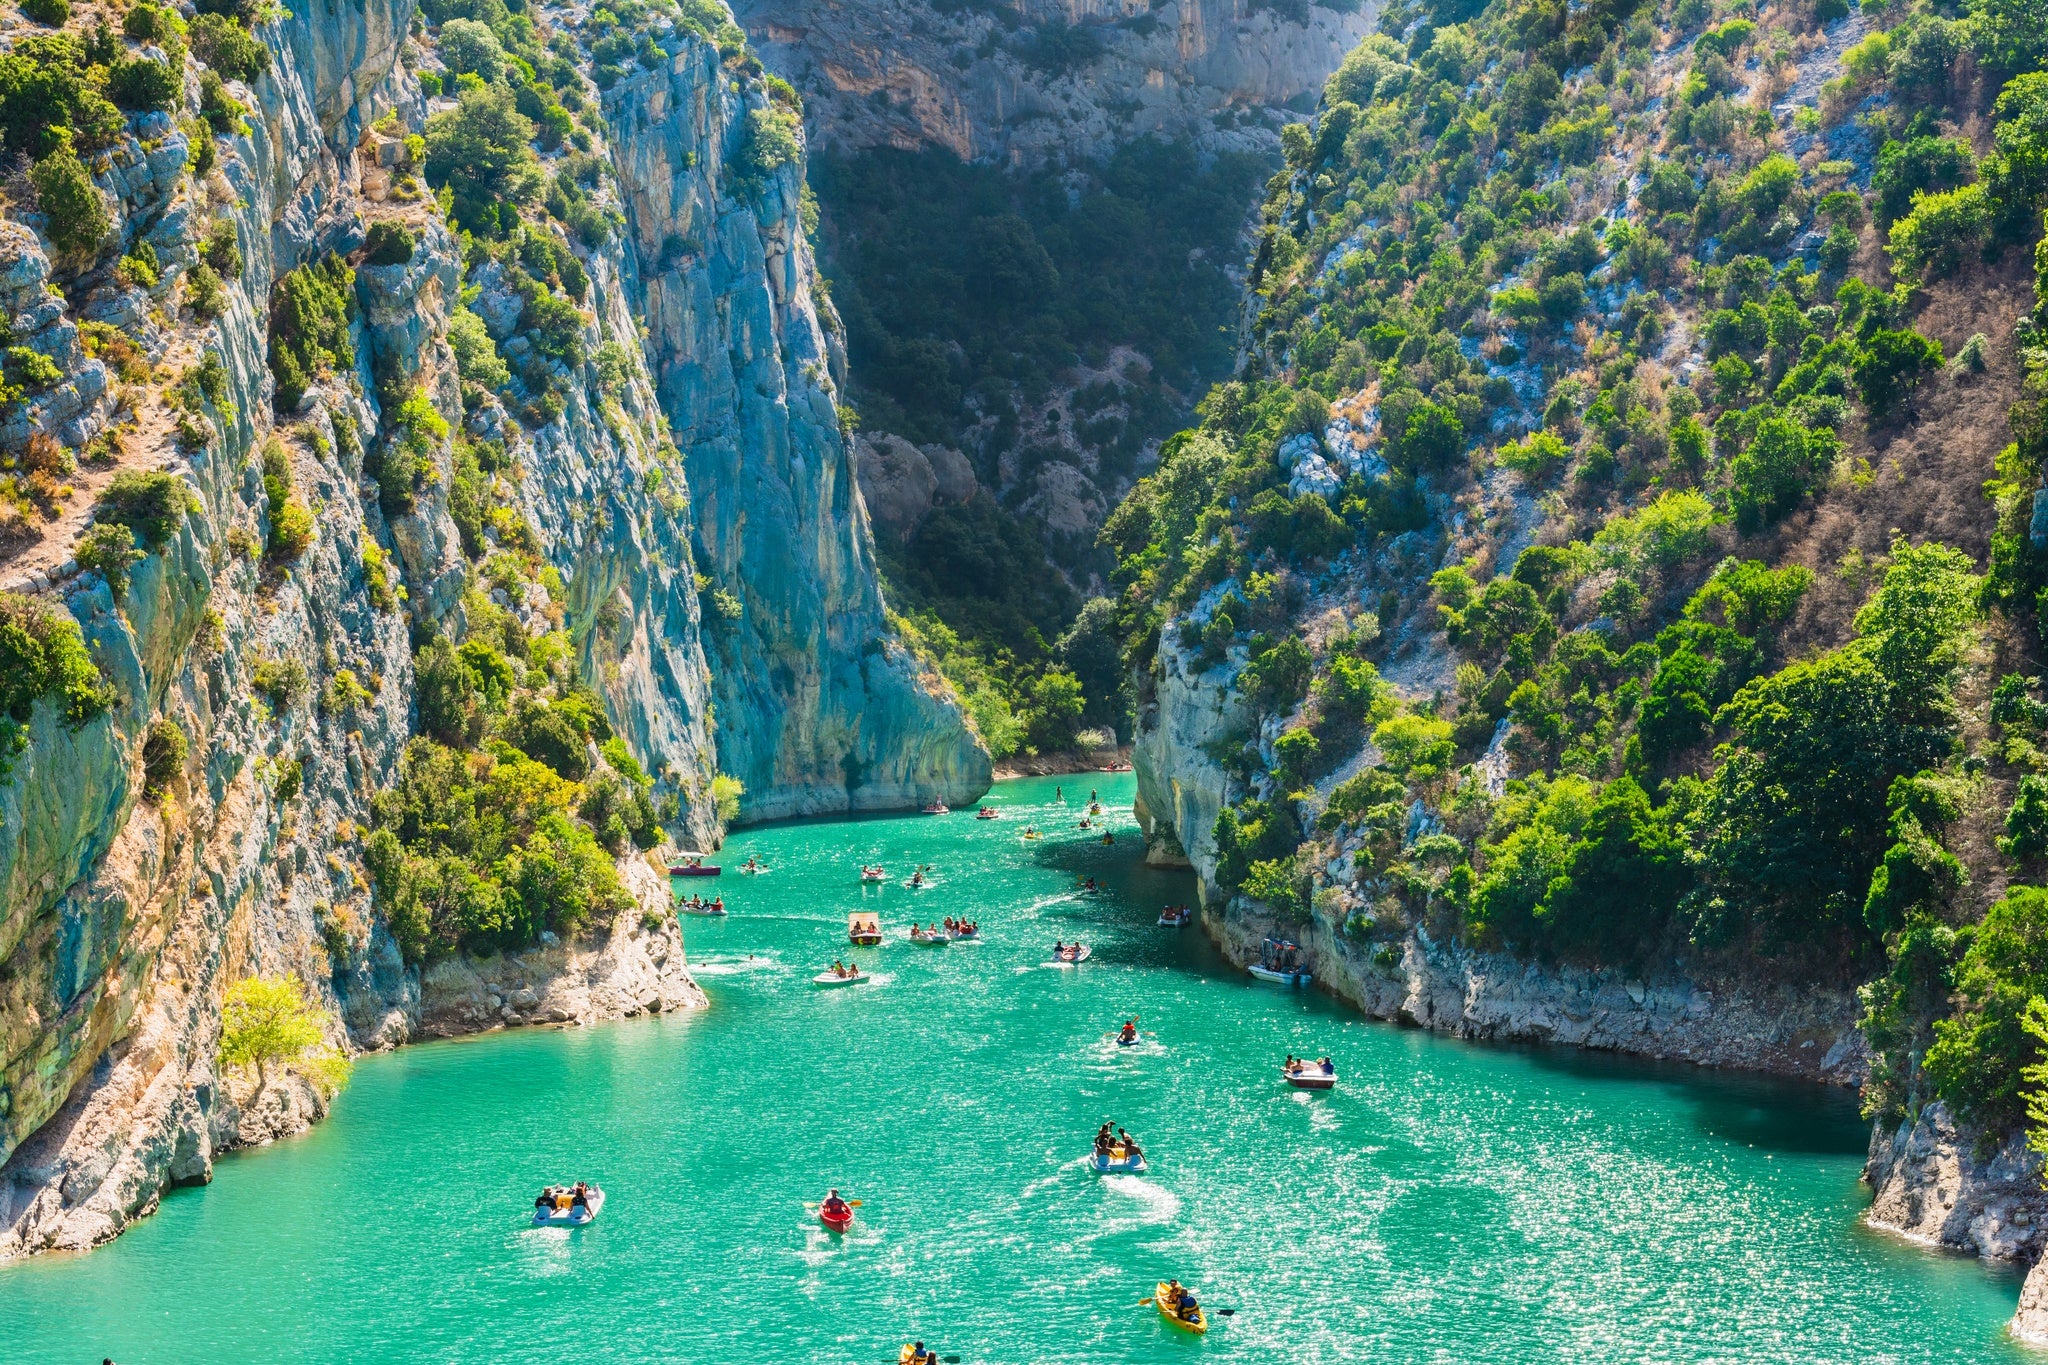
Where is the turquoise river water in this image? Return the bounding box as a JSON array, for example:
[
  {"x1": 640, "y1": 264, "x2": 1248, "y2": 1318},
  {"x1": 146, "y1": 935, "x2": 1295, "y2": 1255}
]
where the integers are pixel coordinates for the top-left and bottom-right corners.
[{"x1": 0, "y1": 774, "x2": 2030, "y2": 1362}]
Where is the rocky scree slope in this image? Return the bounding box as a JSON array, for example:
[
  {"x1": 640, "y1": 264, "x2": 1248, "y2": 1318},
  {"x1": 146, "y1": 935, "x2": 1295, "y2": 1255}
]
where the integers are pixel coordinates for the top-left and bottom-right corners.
[
  {"x1": 0, "y1": 0, "x2": 975, "y2": 1258},
  {"x1": 1103, "y1": 0, "x2": 2048, "y2": 1304}
]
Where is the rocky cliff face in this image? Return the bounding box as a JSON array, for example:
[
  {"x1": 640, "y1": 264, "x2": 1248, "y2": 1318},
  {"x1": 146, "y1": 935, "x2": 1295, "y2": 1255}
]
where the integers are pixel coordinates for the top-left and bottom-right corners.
[
  {"x1": 730, "y1": 0, "x2": 1375, "y2": 164},
  {"x1": 602, "y1": 47, "x2": 990, "y2": 822},
  {"x1": 0, "y1": 0, "x2": 969, "y2": 1258}
]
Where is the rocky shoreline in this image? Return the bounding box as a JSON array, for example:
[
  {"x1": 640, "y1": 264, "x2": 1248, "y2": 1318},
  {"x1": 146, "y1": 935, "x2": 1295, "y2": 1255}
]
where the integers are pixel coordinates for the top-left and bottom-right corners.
[{"x1": 0, "y1": 855, "x2": 704, "y2": 1260}]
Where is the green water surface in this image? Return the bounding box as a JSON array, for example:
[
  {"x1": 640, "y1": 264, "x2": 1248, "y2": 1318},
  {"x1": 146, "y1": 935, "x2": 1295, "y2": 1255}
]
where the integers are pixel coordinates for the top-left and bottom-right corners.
[{"x1": 0, "y1": 775, "x2": 2026, "y2": 1363}]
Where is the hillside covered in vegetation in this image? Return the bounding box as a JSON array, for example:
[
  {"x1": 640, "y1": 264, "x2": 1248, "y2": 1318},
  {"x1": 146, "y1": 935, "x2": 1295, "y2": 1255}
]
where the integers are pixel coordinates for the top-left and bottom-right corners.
[{"x1": 1107, "y1": 0, "x2": 2048, "y2": 1143}]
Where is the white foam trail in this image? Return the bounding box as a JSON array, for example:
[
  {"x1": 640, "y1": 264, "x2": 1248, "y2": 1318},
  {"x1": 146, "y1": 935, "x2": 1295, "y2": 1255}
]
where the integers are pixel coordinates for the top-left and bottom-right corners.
[{"x1": 1100, "y1": 1175, "x2": 1180, "y2": 1223}]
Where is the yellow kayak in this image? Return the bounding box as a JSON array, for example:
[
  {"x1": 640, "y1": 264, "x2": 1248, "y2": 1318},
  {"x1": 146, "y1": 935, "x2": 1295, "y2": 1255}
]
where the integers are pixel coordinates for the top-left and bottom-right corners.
[{"x1": 1155, "y1": 1282, "x2": 1209, "y2": 1334}]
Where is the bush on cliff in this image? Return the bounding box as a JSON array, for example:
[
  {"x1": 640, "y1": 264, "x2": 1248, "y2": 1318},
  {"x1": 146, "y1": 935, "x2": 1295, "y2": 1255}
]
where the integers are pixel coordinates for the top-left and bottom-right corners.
[
  {"x1": 30, "y1": 142, "x2": 111, "y2": 255},
  {"x1": 190, "y1": 12, "x2": 269, "y2": 82},
  {"x1": 424, "y1": 84, "x2": 543, "y2": 235},
  {"x1": 95, "y1": 470, "x2": 195, "y2": 548},
  {"x1": 219, "y1": 975, "x2": 352, "y2": 1095},
  {"x1": 268, "y1": 253, "x2": 356, "y2": 411},
  {"x1": 0, "y1": 591, "x2": 114, "y2": 748}
]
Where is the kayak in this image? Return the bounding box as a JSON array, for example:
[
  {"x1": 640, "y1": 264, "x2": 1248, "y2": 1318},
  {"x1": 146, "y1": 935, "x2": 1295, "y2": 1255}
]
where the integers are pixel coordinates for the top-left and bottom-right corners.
[
  {"x1": 531, "y1": 1188, "x2": 605, "y2": 1226},
  {"x1": 813, "y1": 970, "x2": 868, "y2": 987},
  {"x1": 1154, "y1": 1282, "x2": 1208, "y2": 1335},
  {"x1": 1090, "y1": 1147, "x2": 1147, "y2": 1174},
  {"x1": 1116, "y1": 1035, "x2": 1140, "y2": 1048},
  {"x1": 819, "y1": 1204, "x2": 853, "y2": 1233},
  {"x1": 1049, "y1": 945, "x2": 1091, "y2": 965},
  {"x1": 1285, "y1": 1068, "x2": 1337, "y2": 1090}
]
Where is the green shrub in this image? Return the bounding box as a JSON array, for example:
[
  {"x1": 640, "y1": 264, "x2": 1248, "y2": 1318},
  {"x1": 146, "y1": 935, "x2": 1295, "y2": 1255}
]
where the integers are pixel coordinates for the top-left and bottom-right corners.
[
  {"x1": 2003, "y1": 775, "x2": 2048, "y2": 861},
  {"x1": 712, "y1": 773, "x2": 744, "y2": 824},
  {"x1": 96, "y1": 470, "x2": 195, "y2": 548},
  {"x1": 362, "y1": 219, "x2": 417, "y2": 266},
  {"x1": 261, "y1": 440, "x2": 314, "y2": 561},
  {"x1": 203, "y1": 220, "x2": 243, "y2": 278},
  {"x1": 437, "y1": 18, "x2": 505, "y2": 82},
  {"x1": 1925, "y1": 886, "x2": 2048, "y2": 1132},
  {"x1": 448, "y1": 307, "x2": 509, "y2": 390},
  {"x1": 30, "y1": 145, "x2": 110, "y2": 255},
  {"x1": 190, "y1": 12, "x2": 269, "y2": 81},
  {"x1": 75, "y1": 522, "x2": 143, "y2": 595},
  {"x1": 424, "y1": 84, "x2": 544, "y2": 234},
  {"x1": 251, "y1": 655, "x2": 309, "y2": 708},
  {"x1": 0, "y1": 592, "x2": 115, "y2": 766},
  {"x1": 219, "y1": 975, "x2": 351, "y2": 1095},
  {"x1": 141, "y1": 717, "x2": 188, "y2": 797},
  {"x1": 730, "y1": 104, "x2": 802, "y2": 195},
  {"x1": 268, "y1": 254, "x2": 356, "y2": 411},
  {"x1": 107, "y1": 52, "x2": 186, "y2": 113},
  {"x1": 21, "y1": 0, "x2": 70, "y2": 28},
  {"x1": 1853, "y1": 329, "x2": 1943, "y2": 414},
  {"x1": 199, "y1": 69, "x2": 247, "y2": 135},
  {"x1": 123, "y1": 3, "x2": 182, "y2": 41},
  {"x1": 184, "y1": 262, "x2": 228, "y2": 319}
]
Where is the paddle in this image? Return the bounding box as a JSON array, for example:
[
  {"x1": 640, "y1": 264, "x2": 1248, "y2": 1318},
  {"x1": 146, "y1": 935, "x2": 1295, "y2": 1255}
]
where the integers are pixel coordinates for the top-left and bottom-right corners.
[
  {"x1": 801, "y1": 1199, "x2": 864, "y2": 1208},
  {"x1": 1135, "y1": 1298, "x2": 1236, "y2": 1317}
]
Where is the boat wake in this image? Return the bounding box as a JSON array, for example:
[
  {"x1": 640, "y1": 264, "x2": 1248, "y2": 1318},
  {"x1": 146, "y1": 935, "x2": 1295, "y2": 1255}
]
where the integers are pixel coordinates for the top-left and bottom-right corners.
[
  {"x1": 1099, "y1": 1175, "x2": 1180, "y2": 1224},
  {"x1": 689, "y1": 954, "x2": 779, "y2": 977}
]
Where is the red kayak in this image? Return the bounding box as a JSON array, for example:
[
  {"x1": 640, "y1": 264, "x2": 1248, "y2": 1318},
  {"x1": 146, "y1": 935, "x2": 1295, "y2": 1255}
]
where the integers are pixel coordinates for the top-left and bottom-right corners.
[{"x1": 819, "y1": 1205, "x2": 853, "y2": 1233}]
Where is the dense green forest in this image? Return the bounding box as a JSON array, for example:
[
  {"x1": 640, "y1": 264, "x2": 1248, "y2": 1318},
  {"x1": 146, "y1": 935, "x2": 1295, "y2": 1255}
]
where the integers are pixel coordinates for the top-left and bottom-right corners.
[
  {"x1": 815, "y1": 142, "x2": 1272, "y2": 753},
  {"x1": 1098, "y1": 0, "x2": 2048, "y2": 1135}
]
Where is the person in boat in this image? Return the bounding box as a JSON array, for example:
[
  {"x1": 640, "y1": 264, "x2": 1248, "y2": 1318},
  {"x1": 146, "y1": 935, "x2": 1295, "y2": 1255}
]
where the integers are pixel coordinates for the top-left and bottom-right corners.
[
  {"x1": 906, "y1": 1344, "x2": 936, "y2": 1365},
  {"x1": 1320, "y1": 1056, "x2": 1335, "y2": 1075},
  {"x1": 1164, "y1": 1280, "x2": 1200, "y2": 1322},
  {"x1": 1284, "y1": 1054, "x2": 1298, "y2": 1075},
  {"x1": 1118, "y1": 1127, "x2": 1142, "y2": 1160},
  {"x1": 1101, "y1": 832, "x2": 1114, "y2": 845},
  {"x1": 822, "y1": 1188, "x2": 851, "y2": 1221},
  {"x1": 711, "y1": 896, "x2": 724, "y2": 912},
  {"x1": 536, "y1": 1188, "x2": 556, "y2": 1215},
  {"x1": 1118, "y1": 1019, "x2": 1138, "y2": 1045},
  {"x1": 909, "y1": 870, "x2": 925, "y2": 887},
  {"x1": 1095, "y1": 1122, "x2": 1115, "y2": 1155},
  {"x1": 570, "y1": 1184, "x2": 589, "y2": 1214},
  {"x1": 831, "y1": 959, "x2": 850, "y2": 977}
]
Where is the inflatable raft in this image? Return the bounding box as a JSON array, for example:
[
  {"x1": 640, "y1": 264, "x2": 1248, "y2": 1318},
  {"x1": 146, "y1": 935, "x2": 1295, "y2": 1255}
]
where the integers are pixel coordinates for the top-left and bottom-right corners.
[
  {"x1": 1089, "y1": 1146, "x2": 1147, "y2": 1174},
  {"x1": 532, "y1": 1188, "x2": 604, "y2": 1226}
]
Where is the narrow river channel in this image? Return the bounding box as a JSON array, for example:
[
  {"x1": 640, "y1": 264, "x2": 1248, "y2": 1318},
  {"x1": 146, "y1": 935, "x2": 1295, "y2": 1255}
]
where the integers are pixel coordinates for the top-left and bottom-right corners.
[{"x1": 0, "y1": 774, "x2": 2025, "y2": 1363}]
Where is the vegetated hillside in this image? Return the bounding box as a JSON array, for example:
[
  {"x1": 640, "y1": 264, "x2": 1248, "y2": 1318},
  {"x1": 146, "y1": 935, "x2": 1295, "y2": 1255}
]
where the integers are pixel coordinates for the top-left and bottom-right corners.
[{"x1": 1102, "y1": 0, "x2": 2048, "y2": 1142}]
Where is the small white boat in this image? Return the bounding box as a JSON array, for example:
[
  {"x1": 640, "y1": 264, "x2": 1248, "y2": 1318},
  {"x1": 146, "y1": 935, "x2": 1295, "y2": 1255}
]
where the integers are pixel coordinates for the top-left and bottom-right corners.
[
  {"x1": 1158, "y1": 907, "x2": 1192, "y2": 928},
  {"x1": 1284, "y1": 1067, "x2": 1336, "y2": 1090},
  {"x1": 975, "y1": 807, "x2": 1000, "y2": 820},
  {"x1": 1089, "y1": 1147, "x2": 1146, "y2": 1174},
  {"x1": 908, "y1": 928, "x2": 950, "y2": 945},
  {"x1": 677, "y1": 901, "x2": 727, "y2": 917},
  {"x1": 921, "y1": 802, "x2": 950, "y2": 815},
  {"x1": 813, "y1": 969, "x2": 869, "y2": 988},
  {"x1": 1251, "y1": 938, "x2": 1309, "y2": 985},
  {"x1": 1049, "y1": 944, "x2": 1091, "y2": 965},
  {"x1": 532, "y1": 1187, "x2": 605, "y2": 1226},
  {"x1": 860, "y1": 867, "x2": 886, "y2": 883}
]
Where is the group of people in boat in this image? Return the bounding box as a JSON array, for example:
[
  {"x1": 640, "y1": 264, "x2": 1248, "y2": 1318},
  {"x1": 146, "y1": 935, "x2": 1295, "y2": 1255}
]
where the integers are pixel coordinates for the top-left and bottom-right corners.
[
  {"x1": 1051, "y1": 940, "x2": 1087, "y2": 962},
  {"x1": 1158, "y1": 1279, "x2": 1203, "y2": 1324},
  {"x1": 1094, "y1": 1122, "x2": 1143, "y2": 1160},
  {"x1": 861, "y1": 865, "x2": 886, "y2": 880},
  {"x1": 943, "y1": 916, "x2": 976, "y2": 937},
  {"x1": 678, "y1": 893, "x2": 724, "y2": 912},
  {"x1": 534, "y1": 1182, "x2": 594, "y2": 1216},
  {"x1": 1284, "y1": 1055, "x2": 1336, "y2": 1077},
  {"x1": 824, "y1": 960, "x2": 861, "y2": 979}
]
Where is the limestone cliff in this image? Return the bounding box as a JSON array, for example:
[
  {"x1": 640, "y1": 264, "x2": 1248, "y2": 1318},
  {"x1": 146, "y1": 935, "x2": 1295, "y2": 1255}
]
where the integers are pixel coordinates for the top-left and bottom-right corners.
[
  {"x1": 601, "y1": 44, "x2": 991, "y2": 822},
  {"x1": 730, "y1": 0, "x2": 1376, "y2": 164}
]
